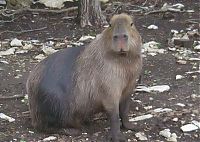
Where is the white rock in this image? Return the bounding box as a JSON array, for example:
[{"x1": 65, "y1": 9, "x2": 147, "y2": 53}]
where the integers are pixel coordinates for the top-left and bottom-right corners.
[
  {"x1": 39, "y1": 0, "x2": 70, "y2": 9},
  {"x1": 0, "y1": 113, "x2": 15, "y2": 122},
  {"x1": 46, "y1": 41, "x2": 55, "y2": 47},
  {"x1": 177, "y1": 60, "x2": 187, "y2": 64},
  {"x1": 159, "y1": 129, "x2": 171, "y2": 138},
  {"x1": 147, "y1": 25, "x2": 158, "y2": 30},
  {"x1": 175, "y1": 103, "x2": 185, "y2": 107},
  {"x1": 135, "y1": 132, "x2": 148, "y2": 141},
  {"x1": 153, "y1": 108, "x2": 172, "y2": 113},
  {"x1": 168, "y1": 47, "x2": 176, "y2": 51},
  {"x1": 129, "y1": 114, "x2": 153, "y2": 122},
  {"x1": 175, "y1": 75, "x2": 184, "y2": 80},
  {"x1": 144, "y1": 106, "x2": 153, "y2": 110},
  {"x1": 148, "y1": 85, "x2": 170, "y2": 92},
  {"x1": 136, "y1": 85, "x2": 170, "y2": 93},
  {"x1": 142, "y1": 41, "x2": 165, "y2": 55},
  {"x1": 181, "y1": 124, "x2": 199, "y2": 132},
  {"x1": 171, "y1": 30, "x2": 179, "y2": 34},
  {"x1": 166, "y1": 133, "x2": 177, "y2": 142},
  {"x1": 23, "y1": 44, "x2": 34, "y2": 50},
  {"x1": 79, "y1": 35, "x2": 95, "y2": 41},
  {"x1": 186, "y1": 70, "x2": 200, "y2": 74},
  {"x1": 34, "y1": 54, "x2": 46, "y2": 60},
  {"x1": 42, "y1": 46, "x2": 58, "y2": 55},
  {"x1": 172, "y1": 3, "x2": 184, "y2": 9},
  {"x1": 188, "y1": 58, "x2": 200, "y2": 61},
  {"x1": 10, "y1": 38, "x2": 23, "y2": 47},
  {"x1": 0, "y1": 60, "x2": 9, "y2": 64},
  {"x1": 71, "y1": 42, "x2": 84, "y2": 46},
  {"x1": 42, "y1": 136, "x2": 57, "y2": 141},
  {"x1": 16, "y1": 50, "x2": 28, "y2": 54},
  {"x1": 187, "y1": 10, "x2": 195, "y2": 13},
  {"x1": 192, "y1": 120, "x2": 200, "y2": 128},
  {"x1": 0, "y1": 47, "x2": 17, "y2": 56},
  {"x1": 172, "y1": 118, "x2": 178, "y2": 122}
]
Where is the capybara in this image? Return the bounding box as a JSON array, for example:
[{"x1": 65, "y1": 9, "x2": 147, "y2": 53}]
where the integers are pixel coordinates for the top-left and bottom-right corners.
[{"x1": 26, "y1": 13, "x2": 142, "y2": 142}]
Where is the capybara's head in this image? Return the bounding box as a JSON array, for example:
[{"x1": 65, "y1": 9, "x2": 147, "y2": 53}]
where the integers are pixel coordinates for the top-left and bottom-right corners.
[{"x1": 105, "y1": 13, "x2": 141, "y2": 55}]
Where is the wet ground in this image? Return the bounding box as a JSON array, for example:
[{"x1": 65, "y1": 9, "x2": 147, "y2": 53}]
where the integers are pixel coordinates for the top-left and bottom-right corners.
[{"x1": 0, "y1": 0, "x2": 199, "y2": 142}]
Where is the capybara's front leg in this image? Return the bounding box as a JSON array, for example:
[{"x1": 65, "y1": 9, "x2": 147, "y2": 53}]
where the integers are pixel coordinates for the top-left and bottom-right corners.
[
  {"x1": 119, "y1": 96, "x2": 135, "y2": 130},
  {"x1": 103, "y1": 98, "x2": 127, "y2": 142}
]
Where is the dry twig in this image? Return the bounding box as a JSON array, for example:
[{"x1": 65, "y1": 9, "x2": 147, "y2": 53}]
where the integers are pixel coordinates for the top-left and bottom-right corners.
[
  {"x1": 0, "y1": 26, "x2": 47, "y2": 35},
  {"x1": 0, "y1": 94, "x2": 24, "y2": 100},
  {"x1": 1, "y1": 6, "x2": 78, "y2": 17}
]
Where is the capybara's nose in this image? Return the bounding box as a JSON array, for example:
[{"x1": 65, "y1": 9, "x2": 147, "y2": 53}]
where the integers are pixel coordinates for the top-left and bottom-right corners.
[{"x1": 113, "y1": 33, "x2": 128, "y2": 41}]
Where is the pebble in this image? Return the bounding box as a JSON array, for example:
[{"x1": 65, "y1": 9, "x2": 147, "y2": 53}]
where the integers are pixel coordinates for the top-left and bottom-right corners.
[
  {"x1": 175, "y1": 103, "x2": 185, "y2": 107},
  {"x1": 153, "y1": 108, "x2": 172, "y2": 113},
  {"x1": 181, "y1": 124, "x2": 199, "y2": 132},
  {"x1": 42, "y1": 136, "x2": 57, "y2": 141},
  {"x1": 0, "y1": 113, "x2": 15, "y2": 122},
  {"x1": 129, "y1": 114, "x2": 153, "y2": 122},
  {"x1": 175, "y1": 75, "x2": 184, "y2": 80},
  {"x1": 135, "y1": 132, "x2": 148, "y2": 141},
  {"x1": 147, "y1": 25, "x2": 158, "y2": 30},
  {"x1": 79, "y1": 35, "x2": 95, "y2": 41},
  {"x1": 34, "y1": 54, "x2": 46, "y2": 60},
  {"x1": 159, "y1": 129, "x2": 177, "y2": 142},
  {"x1": 10, "y1": 38, "x2": 23, "y2": 47}
]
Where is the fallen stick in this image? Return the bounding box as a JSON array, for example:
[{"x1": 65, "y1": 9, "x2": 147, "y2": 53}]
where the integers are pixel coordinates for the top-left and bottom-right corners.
[
  {"x1": 145, "y1": 9, "x2": 184, "y2": 15},
  {"x1": 0, "y1": 26, "x2": 47, "y2": 35},
  {"x1": 0, "y1": 94, "x2": 24, "y2": 100},
  {"x1": 2, "y1": 6, "x2": 78, "y2": 17}
]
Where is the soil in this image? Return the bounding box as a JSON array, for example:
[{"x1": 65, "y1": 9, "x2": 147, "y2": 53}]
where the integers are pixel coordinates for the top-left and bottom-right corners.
[{"x1": 0, "y1": 0, "x2": 199, "y2": 142}]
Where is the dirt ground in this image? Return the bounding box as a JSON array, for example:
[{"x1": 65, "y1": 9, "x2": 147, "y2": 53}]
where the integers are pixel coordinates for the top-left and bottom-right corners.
[{"x1": 0, "y1": 0, "x2": 199, "y2": 142}]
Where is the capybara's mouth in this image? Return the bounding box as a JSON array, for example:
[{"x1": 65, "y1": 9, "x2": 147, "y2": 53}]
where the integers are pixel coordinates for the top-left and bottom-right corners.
[{"x1": 118, "y1": 51, "x2": 128, "y2": 56}]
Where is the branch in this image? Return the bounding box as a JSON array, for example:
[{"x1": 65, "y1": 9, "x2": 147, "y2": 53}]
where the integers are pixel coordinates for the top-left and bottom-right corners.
[
  {"x1": 2, "y1": 6, "x2": 78, "y2": 17},
  {"x1": 0, "y1": 94, "x2": 24, "y2": 100},
  {"x1": 0, "y1": 26, "x2": 47, "y2": 35},
  {"x1": 145, "y1": 8, "x2": 185, "y2": 15}
]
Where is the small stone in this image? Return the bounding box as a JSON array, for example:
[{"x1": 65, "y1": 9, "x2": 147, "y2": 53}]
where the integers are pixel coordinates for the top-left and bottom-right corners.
[
  {"x1": 172, "y1": 118, "x2": 178, "y2": 122},
  {"x1": 42, "y1": 46, "x2": 58, "y2": 55},
  {"x1": 181, "y1": 124, "x2": 199, "y2": 132},
  {"x1": 175, "y1": 103, "x2": 185, "y2": 107},
  {"x1": 79, "y1": 35, "x2": 95, "y2": 41},
  {"x1": 0, "y1": 113, "x2": 15, "y2": 122},
  {"x1": 0, "y1": 47, "x2": 17, "y2": 56},
  {"x1": 175, "y1": 75, "x2": 184, "y2": 80},
  {"x1": 176, "y1": 60, "x2": 187, "y2": 64},
  {"x1": 166, "y1": 133, "x2": 177, "y2": 142},
  {"x1": 34, "y1": 54, "x2": 46, "y2": 61},
  {"x1": 129, "y1": 114, "x2": 153, "y2": 122},
  {"x1": 153, "y1": 108, "x2": 172, "y2": 113},
  {"x1": 135, "y1": 132, "x2": 148, "y2": 141},
  {"x1": 147, "y1": 25, "x2": 158, "y2": 30},
  {"x1": 10, "y1": 38, "x2": 23, "y2": 47},
  {"x1": 42, "y1": 136, "x2": 57, "y2": 141},
  {"x1": 159, "y1": 129, "x2": 171, "y2": 138}
]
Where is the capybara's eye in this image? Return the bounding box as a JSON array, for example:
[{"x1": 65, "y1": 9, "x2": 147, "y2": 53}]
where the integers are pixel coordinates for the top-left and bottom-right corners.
[{"x1": 131, "y1": 23, "x2": 133, "y2": 26}]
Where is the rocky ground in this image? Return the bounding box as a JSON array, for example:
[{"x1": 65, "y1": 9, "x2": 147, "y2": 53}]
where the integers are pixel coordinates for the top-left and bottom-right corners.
[{"x1": 0, "y1": 0, "x2": 199, "y2": 142}]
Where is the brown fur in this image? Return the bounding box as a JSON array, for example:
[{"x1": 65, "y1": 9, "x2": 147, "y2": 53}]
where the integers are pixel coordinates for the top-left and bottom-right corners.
[{"x1": 27, "y1": 13, "x2": 142, "y2": 141}]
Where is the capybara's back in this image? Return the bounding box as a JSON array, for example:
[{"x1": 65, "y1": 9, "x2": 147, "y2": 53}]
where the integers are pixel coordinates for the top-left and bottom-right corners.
[
  {"x1": 27, "y1": 46, "x2": 85, "y2": 130},
  {"x1": 27, "y1": 13, "x2": 142, "y2": 141}
]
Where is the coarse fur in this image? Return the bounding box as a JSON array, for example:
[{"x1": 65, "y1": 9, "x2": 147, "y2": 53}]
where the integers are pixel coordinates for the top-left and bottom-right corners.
[{"x1": 26, "y1": 13, "x2": 142, "y2": 141}]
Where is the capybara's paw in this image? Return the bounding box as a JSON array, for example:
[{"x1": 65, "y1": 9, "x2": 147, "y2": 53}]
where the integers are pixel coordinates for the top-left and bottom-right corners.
[
  {"x1": 122, "y1": 121, "x2": 136, "y2": 131},
  {"x1": 59, "y1": 128, "x2": 81, "y2": 136},
  {"x1": 108, "y1": 133, "x2": 127, "y2": 142}
]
